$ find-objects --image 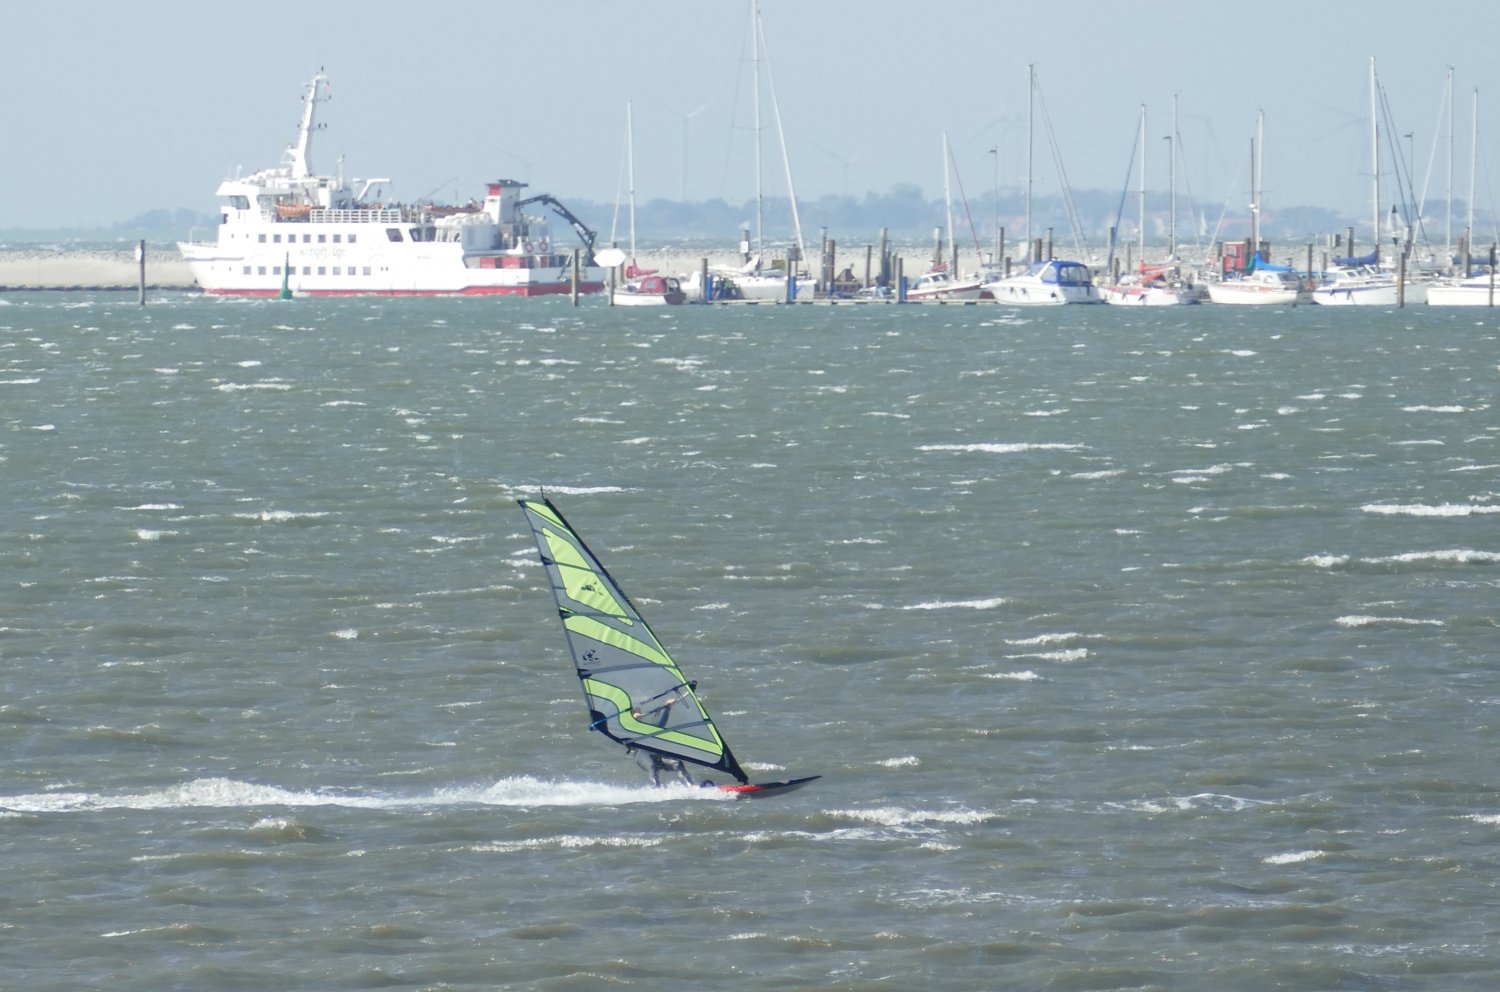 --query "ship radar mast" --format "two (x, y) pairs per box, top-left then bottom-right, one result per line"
(286, 70), (330, 180)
